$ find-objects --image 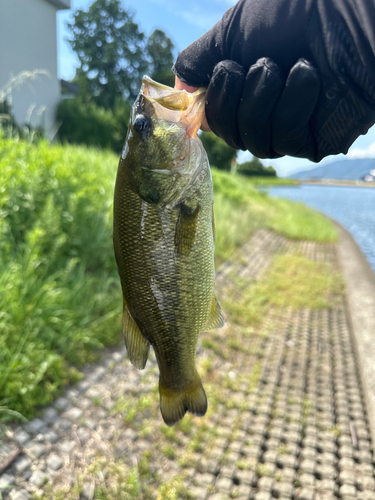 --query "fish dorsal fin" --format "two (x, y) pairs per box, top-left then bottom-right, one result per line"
(122, 299), (150, 370)
(205, 297), (225, 330)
